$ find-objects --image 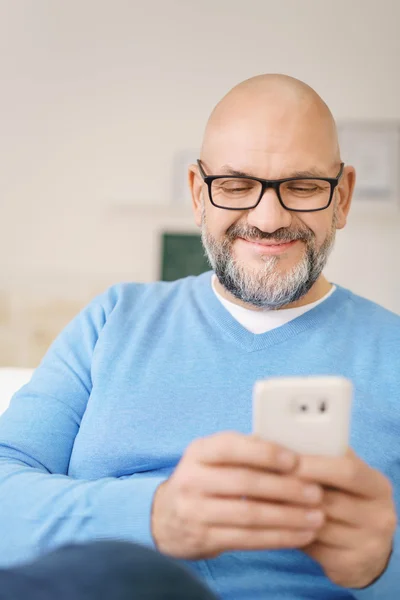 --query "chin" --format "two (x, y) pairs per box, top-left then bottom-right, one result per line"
(254, 255), (297, 270)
